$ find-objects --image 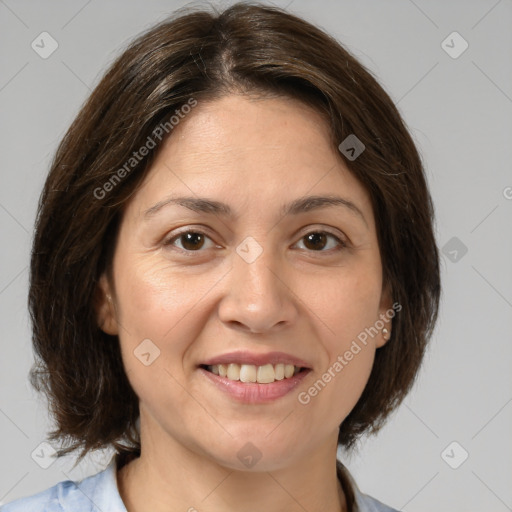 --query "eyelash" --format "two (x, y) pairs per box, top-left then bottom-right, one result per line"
(163, 227), (348, 256)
